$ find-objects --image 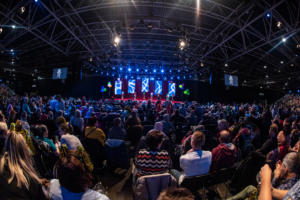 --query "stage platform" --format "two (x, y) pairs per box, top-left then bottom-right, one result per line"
(104, 98), (184, 104)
